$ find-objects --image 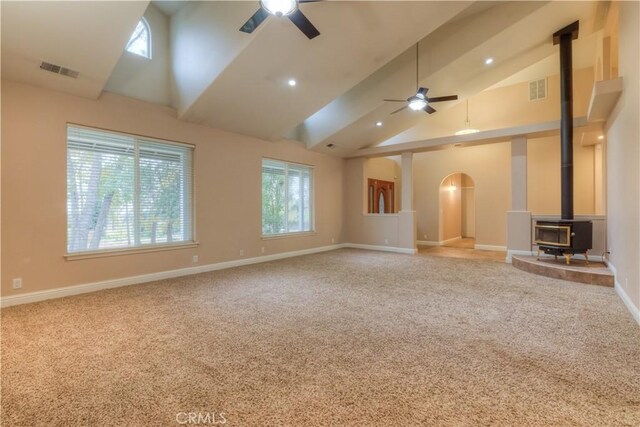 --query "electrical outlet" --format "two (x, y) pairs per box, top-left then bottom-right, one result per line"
(192, 255), (198, 263)
(261, 247), (266, 254)
(384, 239), (389, 245)
(423, 234), (427, 239)
(625, 277), (629, 289)
(331, 237), (335, 244)
(12, 278), (22, 289)
(239, 249), (244, 256)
